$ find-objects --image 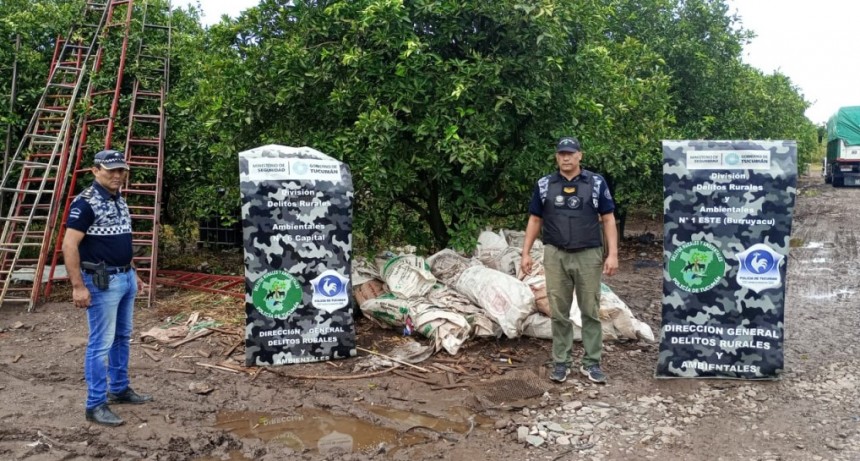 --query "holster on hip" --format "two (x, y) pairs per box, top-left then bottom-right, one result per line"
(81, 261), (110, 290)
